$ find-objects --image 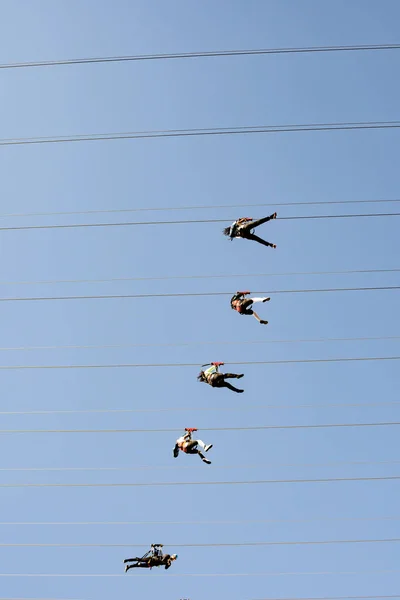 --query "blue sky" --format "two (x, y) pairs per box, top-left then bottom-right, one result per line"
(0, 1), (399, 599)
